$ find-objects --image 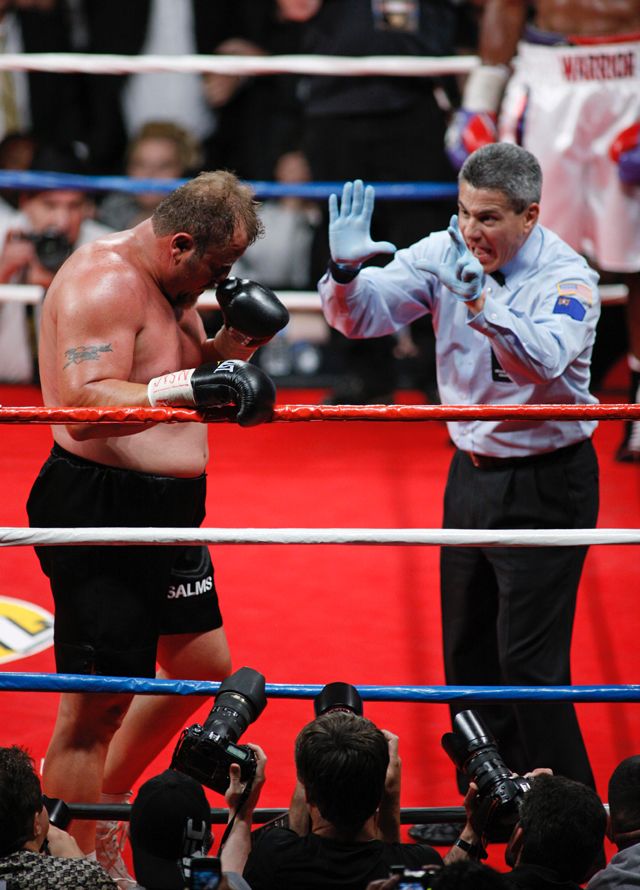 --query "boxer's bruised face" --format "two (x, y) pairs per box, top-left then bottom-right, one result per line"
(457, 182), (539, 274)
